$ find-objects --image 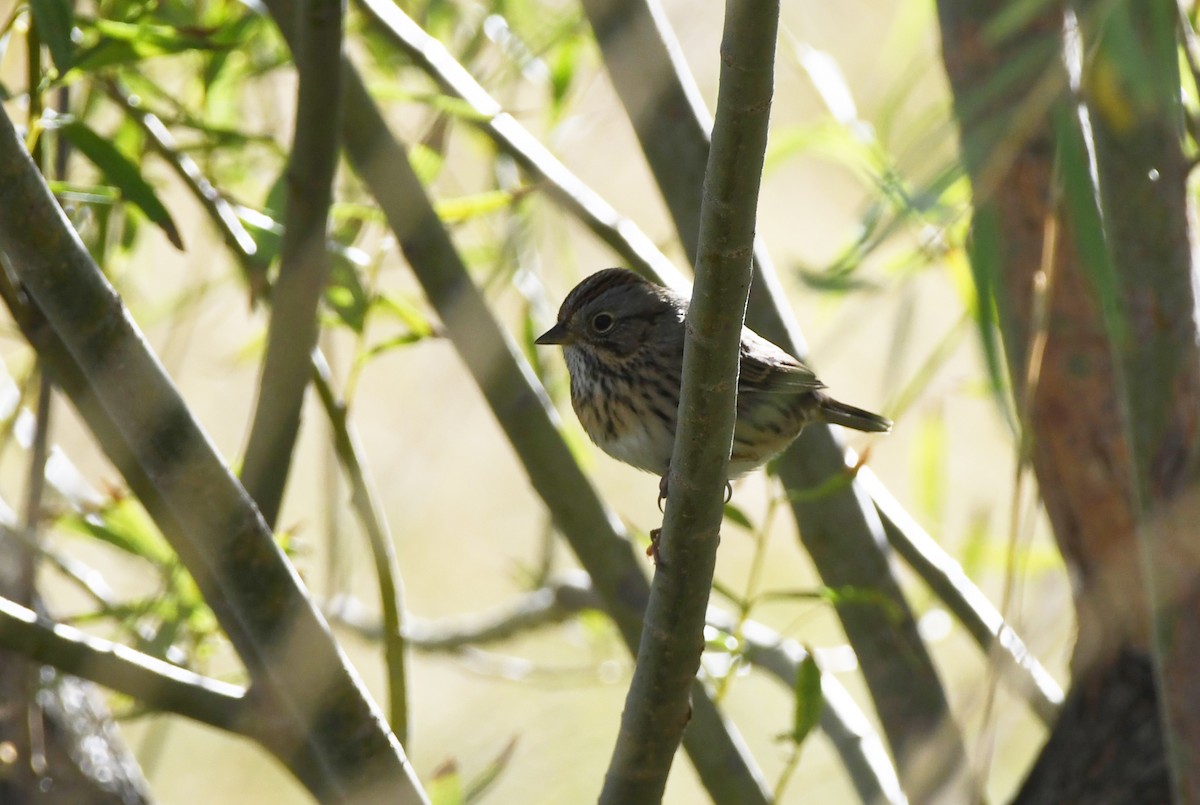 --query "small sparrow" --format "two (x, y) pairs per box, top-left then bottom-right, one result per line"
(536, 268), (891, 493)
